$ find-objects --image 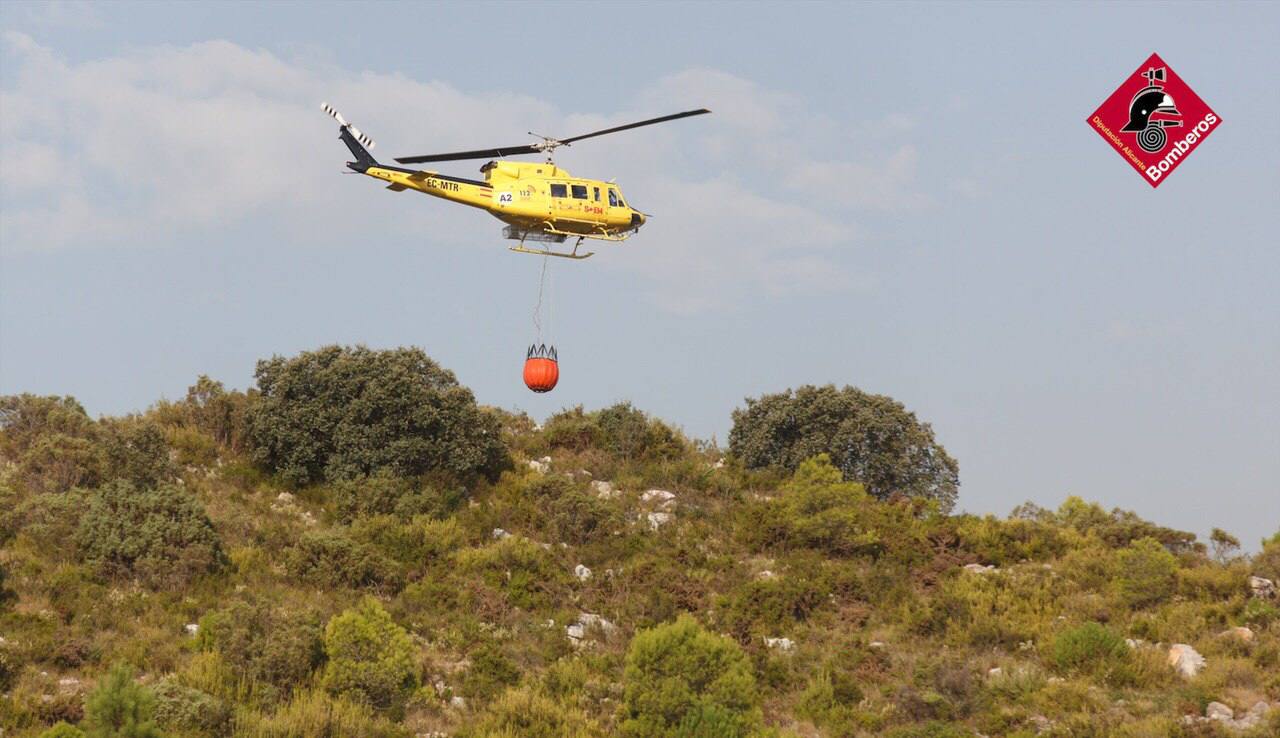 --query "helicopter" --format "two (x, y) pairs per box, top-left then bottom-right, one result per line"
(322, 103), (710, 259)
